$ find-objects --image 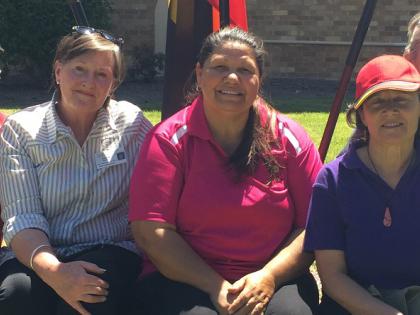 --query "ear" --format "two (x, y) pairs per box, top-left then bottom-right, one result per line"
(54, 60), (63, 83)
(195, 62), (203, 89)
